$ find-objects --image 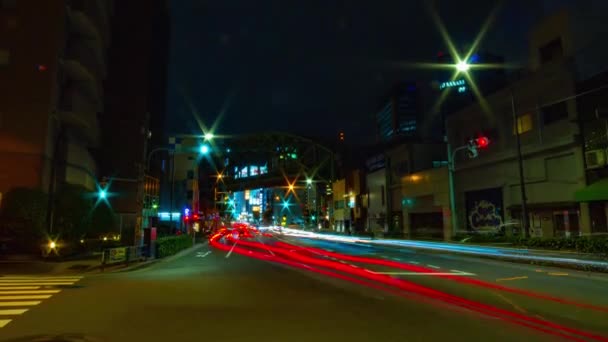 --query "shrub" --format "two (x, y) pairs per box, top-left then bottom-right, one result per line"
(453, 233), (608, 256)
(156, 235), (193, 258)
